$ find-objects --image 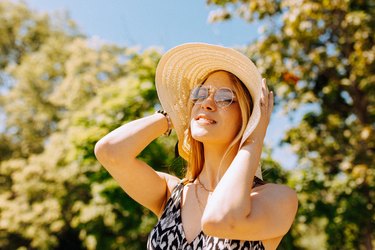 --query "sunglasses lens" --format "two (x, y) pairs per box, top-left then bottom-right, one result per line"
(215, 88), (234, 107)
(190, 86), (235, 107)
(190, 86), (208, 104)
